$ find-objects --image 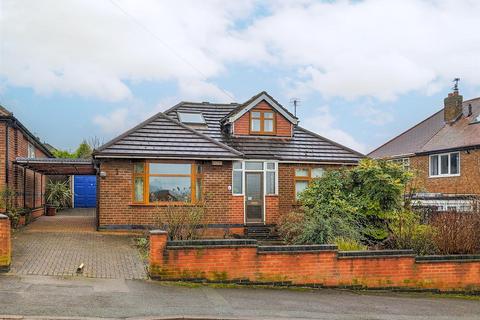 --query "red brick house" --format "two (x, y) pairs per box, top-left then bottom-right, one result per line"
(369, 88), (480, 212)
(93, 92), (363, 236)
(0, 106), (53, 222)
